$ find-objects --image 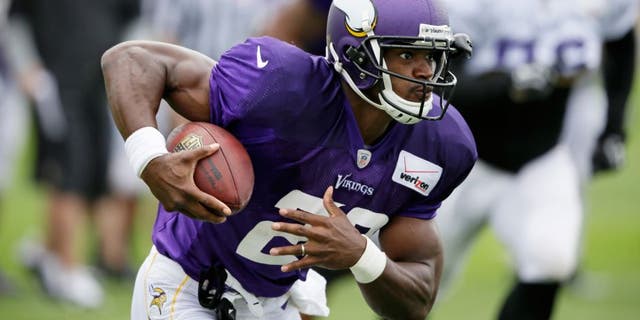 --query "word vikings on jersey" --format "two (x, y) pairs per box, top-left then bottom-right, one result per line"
(335, 173), (375, 196)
